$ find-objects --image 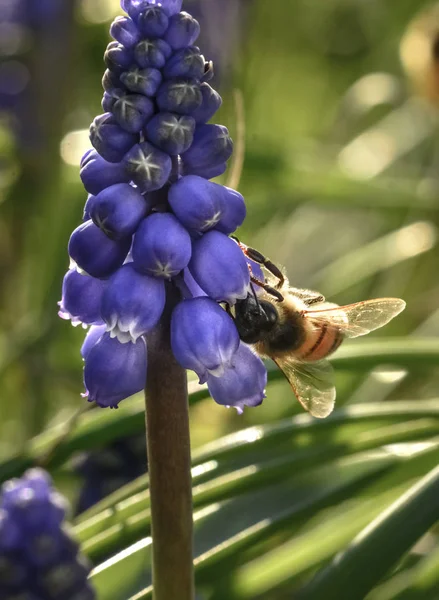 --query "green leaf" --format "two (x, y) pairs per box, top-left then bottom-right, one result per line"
(90, 452), (393, 600)
(75, 400), (439, 524)
(299, 464), (439, 600)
